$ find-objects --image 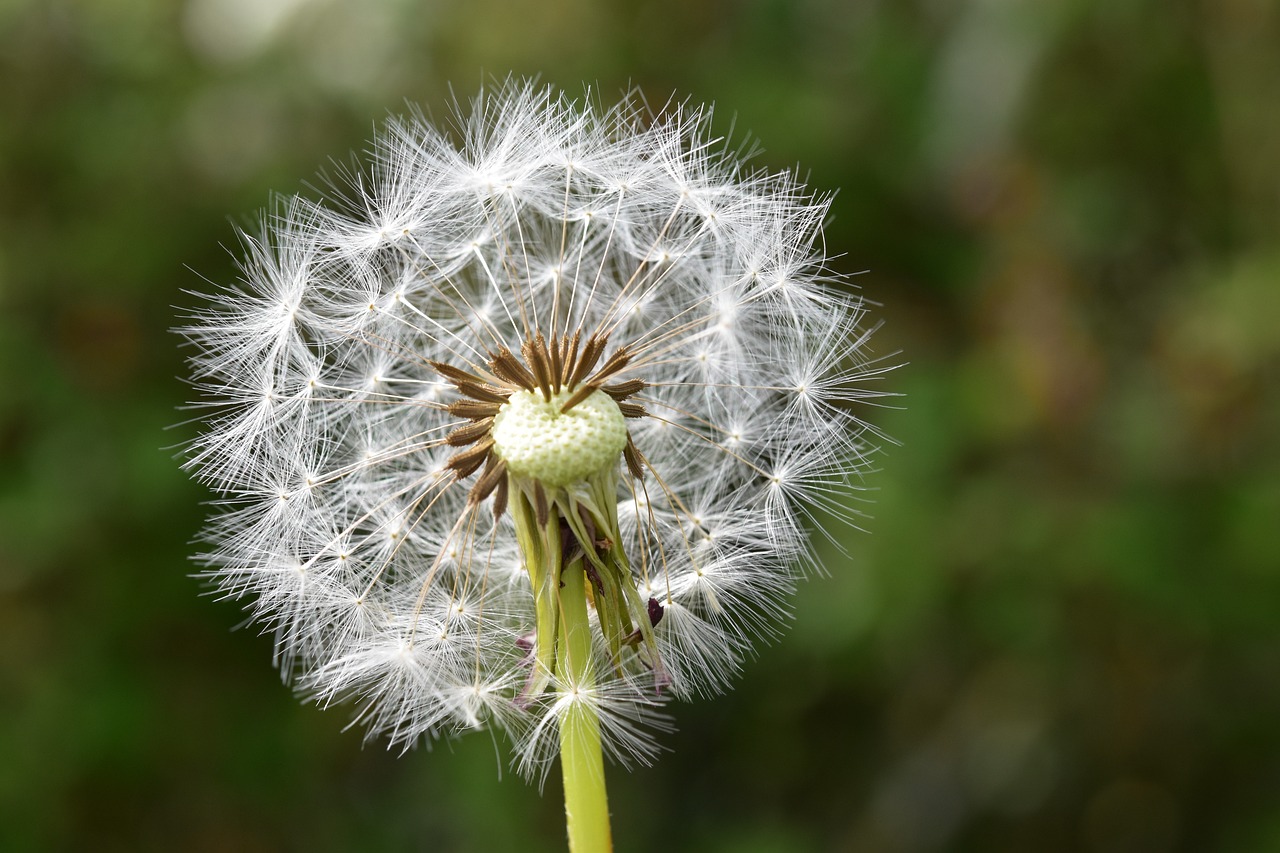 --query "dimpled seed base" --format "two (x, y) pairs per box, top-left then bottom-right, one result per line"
(491, 389), (628, 489)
